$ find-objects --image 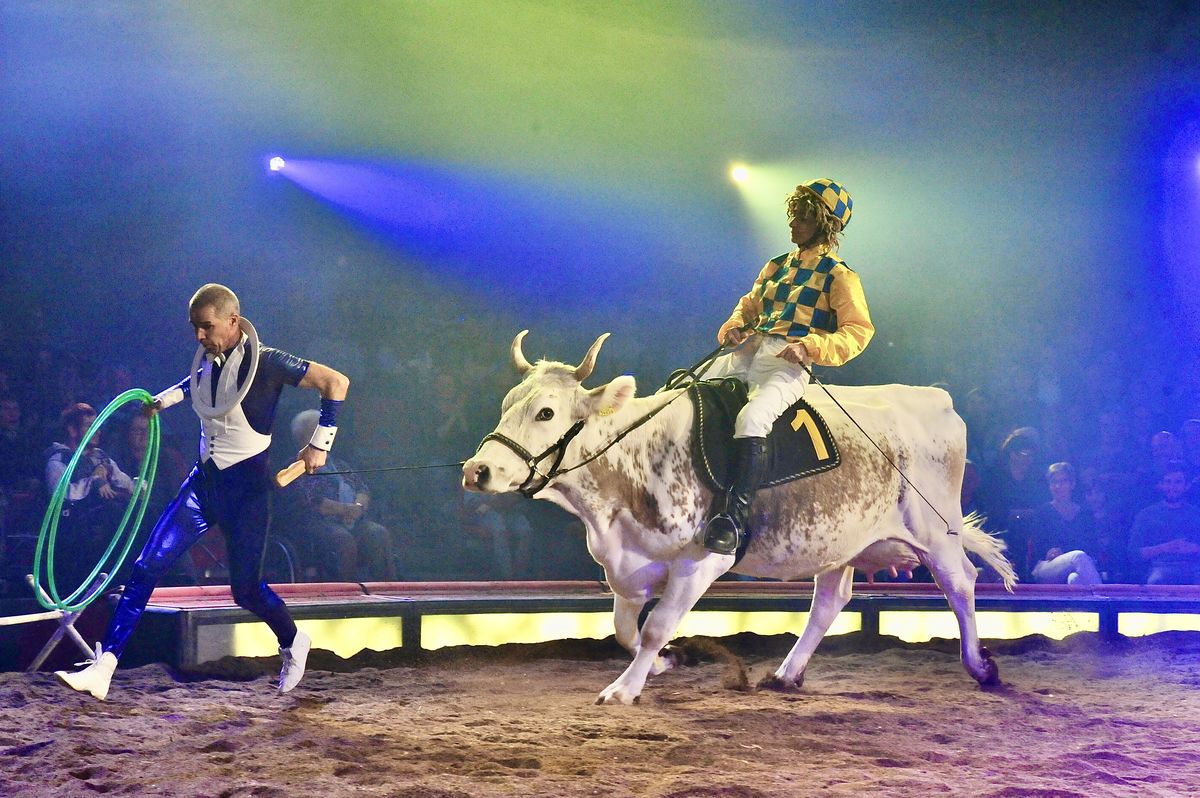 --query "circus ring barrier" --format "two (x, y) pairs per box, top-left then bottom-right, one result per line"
(128, 580), (1200, 668)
